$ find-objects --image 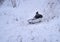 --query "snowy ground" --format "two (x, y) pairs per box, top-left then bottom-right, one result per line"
(0, 0), (60, 42)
